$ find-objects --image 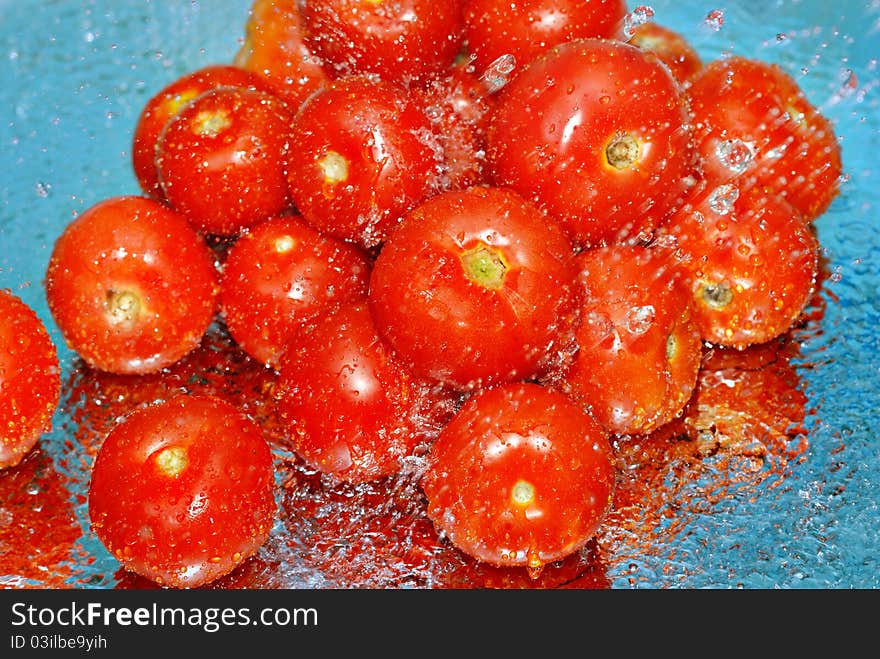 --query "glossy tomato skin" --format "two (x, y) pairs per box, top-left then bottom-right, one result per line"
(550, 244), (702, 436)
(487, 37), (696, 249)
(275, 301), (456, 484)
(286, 75), (440, 249)
(132, 64), (273, 202)
(219, 214), (372, 369)
(660, 181), (819, 349)
(463, 0), (627, 74)
(44, 195), (219, 375)
(300, 0), (465, 86)
(421, 382), (615, 569)
(628, 21), (703, 87)
(157, 86), (294, 237)
(233, 0), (330, 112)
(0, 290), (61, 469)
(87, 394), (276, 588)
(686, 56), (842, 222)
(368, 186), (581, 391)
